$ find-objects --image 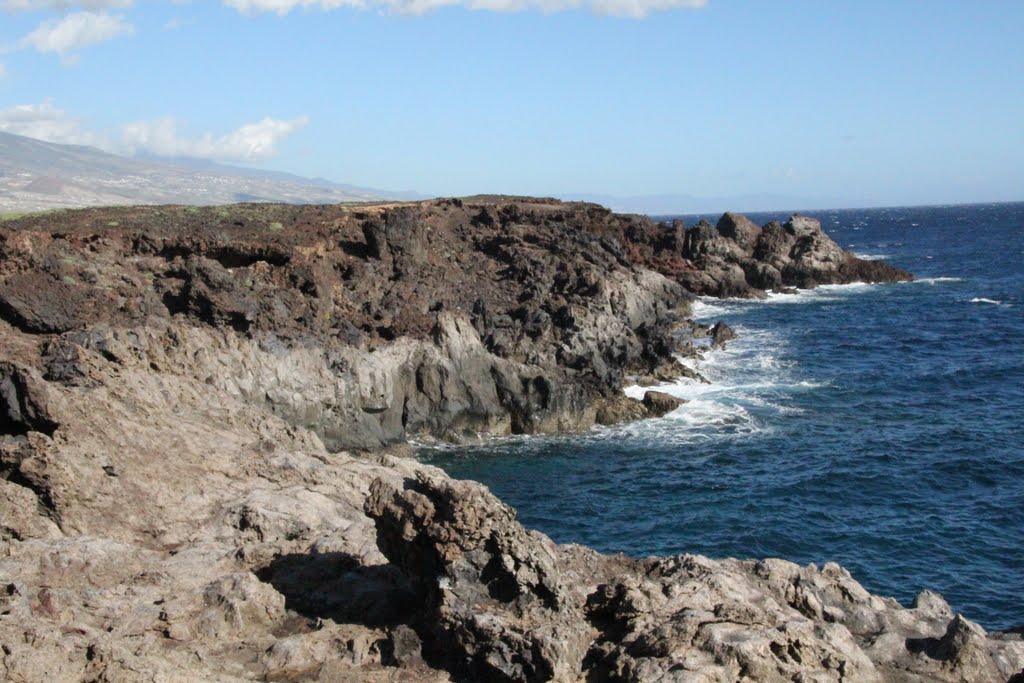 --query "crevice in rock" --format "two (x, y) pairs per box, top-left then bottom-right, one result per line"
(205, 245), (290, 269)
(338, 240), (369, 259)
(158, 242), (290, 269)
(255, 551), (421, 628)
(160, 290), (251, 334)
